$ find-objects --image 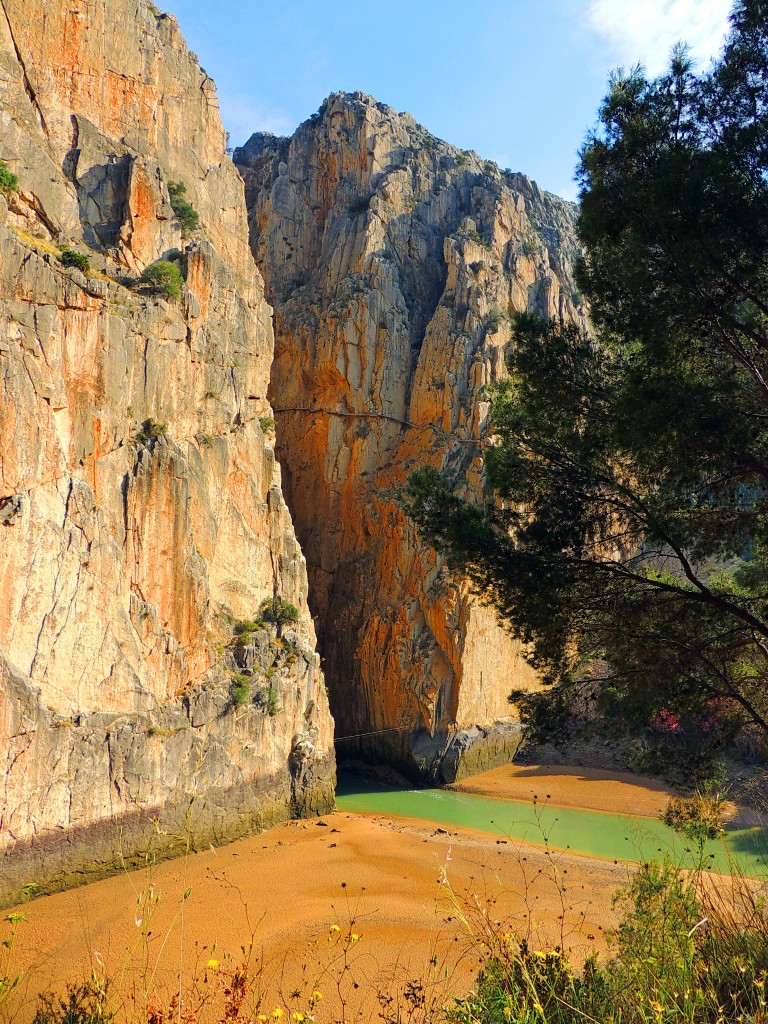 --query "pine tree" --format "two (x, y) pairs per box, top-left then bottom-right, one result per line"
(406, 0), (768, 739)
